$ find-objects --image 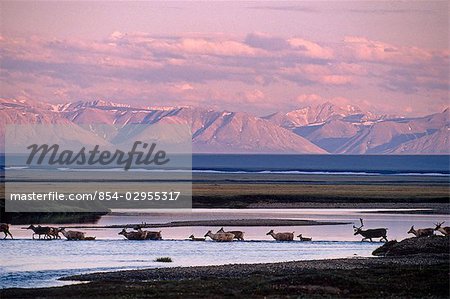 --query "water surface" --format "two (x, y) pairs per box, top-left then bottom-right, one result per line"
(2, 208), (448, 289)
